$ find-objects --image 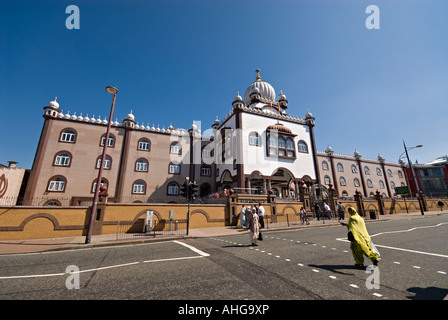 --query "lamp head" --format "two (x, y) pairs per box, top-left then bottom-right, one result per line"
(105, 86), (118, 94)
